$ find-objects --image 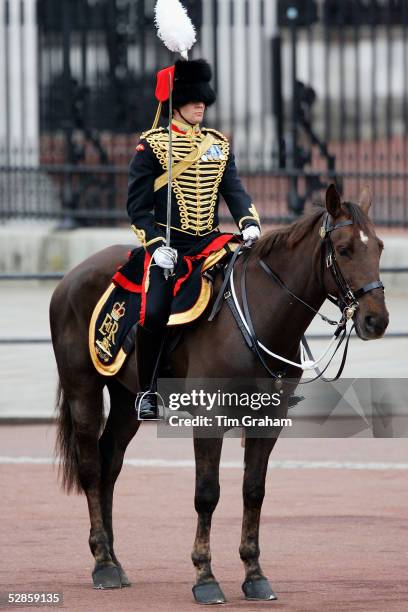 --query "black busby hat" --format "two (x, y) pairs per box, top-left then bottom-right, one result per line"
(161, 59), (216, 118)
